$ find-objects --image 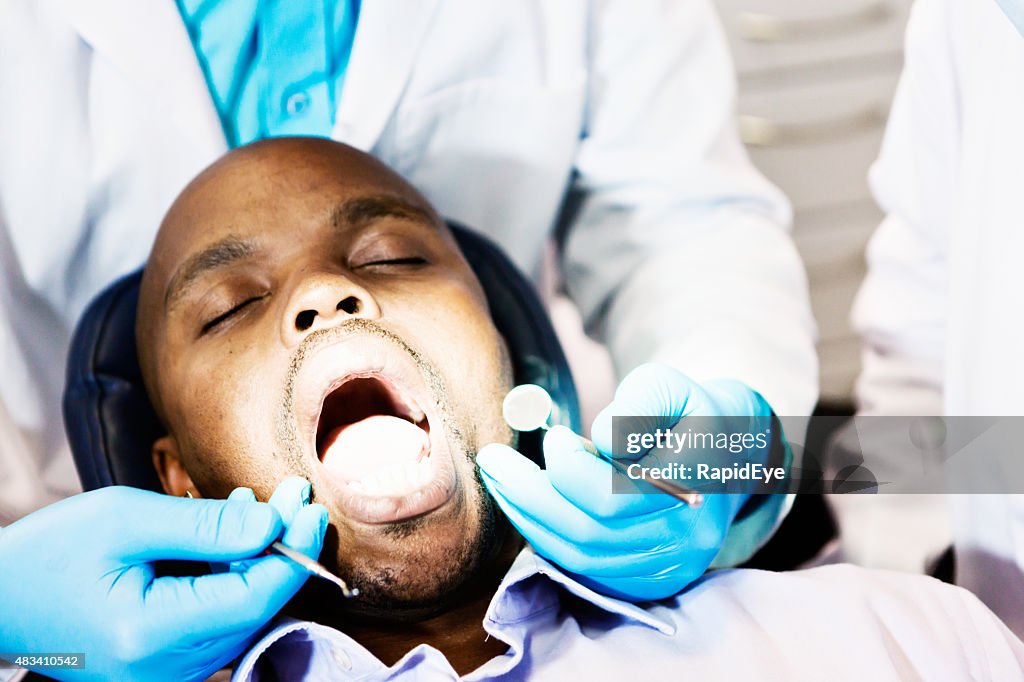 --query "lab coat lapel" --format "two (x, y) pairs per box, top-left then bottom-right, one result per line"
(55, 0), (227, 155)
(334, 0), (440, 150)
